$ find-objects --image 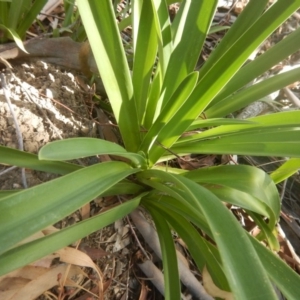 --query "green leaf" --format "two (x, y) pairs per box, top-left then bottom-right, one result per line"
(138, 169), (278, 299)
(184, 0), (300, 118)
(0, 161), (138, 255)
(188, 118), (256, 130)
(16, 0), (48, 39)
(212, 25), (300, 106)
(0, 2), (8, 42)
(198, 0), (268, 82)
(77, 0), (141, 152)
(143, 0), (172, 127)
(101, 181), (145, 197)
(39, 138), (147, 168)
(138, 177), (212, 235)
(0, 197), (140, 276)
(0, 145), (81, 175)
(177, 111), (300, 143)
(247, 211), (279, 251)
(172, 111), (300, 158)
(251, 235), (300, 300)
(172, 127), (300, 158)
(0, 190), (18, 199)
(132, 0), (157, 124)
(0, 24), (27, 52)
(182, 165), (280, 227)
(205, 66), (300, 118)
(140, 72), (198, 162)
(7, 0), (26, 30)
(208, 25), (230, 34)
(160, 0), (218, 108)
(152, 0), (173, 76)
(146, 205), (181, 300)
(143, 196), (229, 290)
(271, 158), (300, 184)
